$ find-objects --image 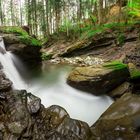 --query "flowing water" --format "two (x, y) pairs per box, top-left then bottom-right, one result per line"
(0, 36), (113, 126)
